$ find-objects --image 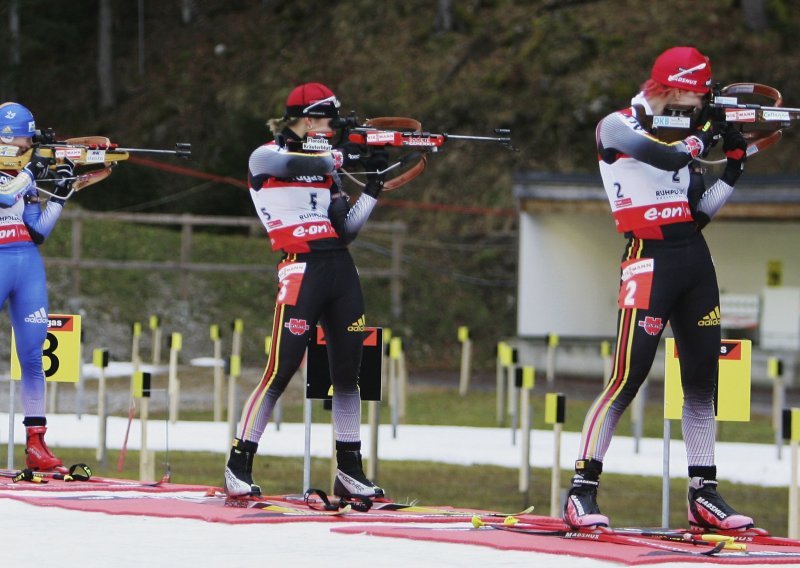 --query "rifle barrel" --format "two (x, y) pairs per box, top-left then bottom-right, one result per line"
(116, 143), (192, 158)
(711, 103), (800, 115)
(444, 134), (511, 142)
